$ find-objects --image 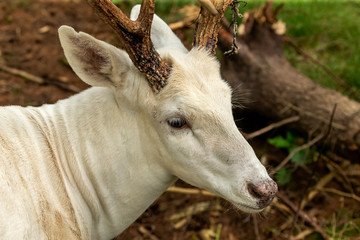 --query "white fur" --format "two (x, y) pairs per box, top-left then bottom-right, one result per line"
(0, 8), (272, 240)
